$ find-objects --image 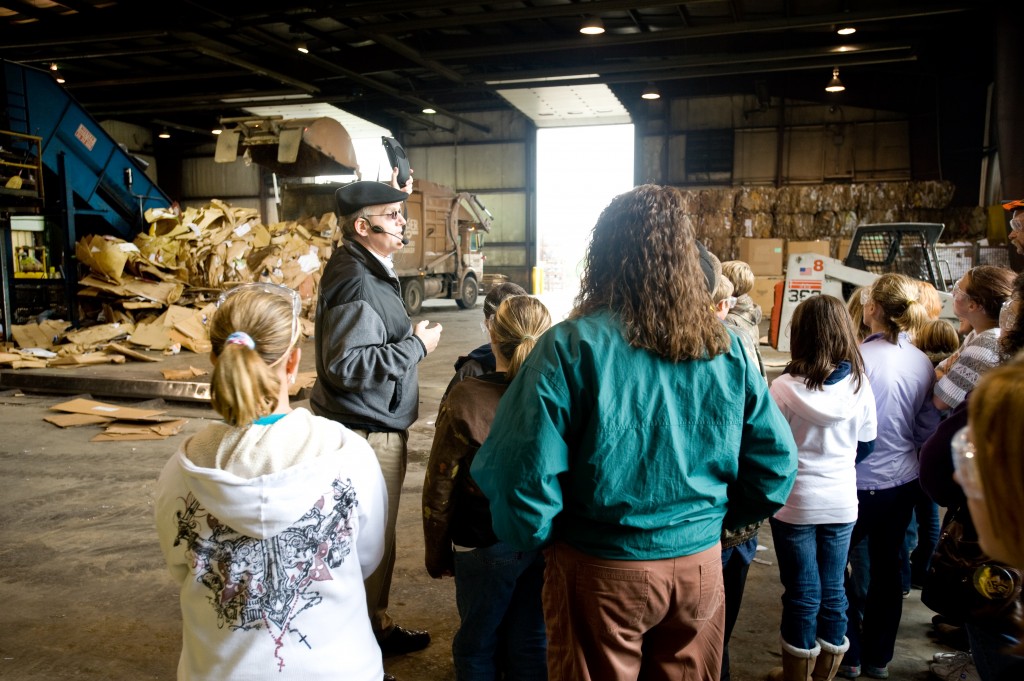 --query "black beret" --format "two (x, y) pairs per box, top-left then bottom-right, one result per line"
(696, 240), (717, 294)
(336, 181), (409, 216)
